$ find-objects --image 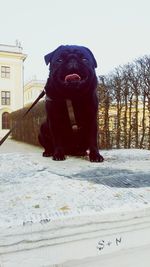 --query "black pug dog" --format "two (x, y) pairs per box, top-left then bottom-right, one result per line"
(38, 45), (104, 162)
